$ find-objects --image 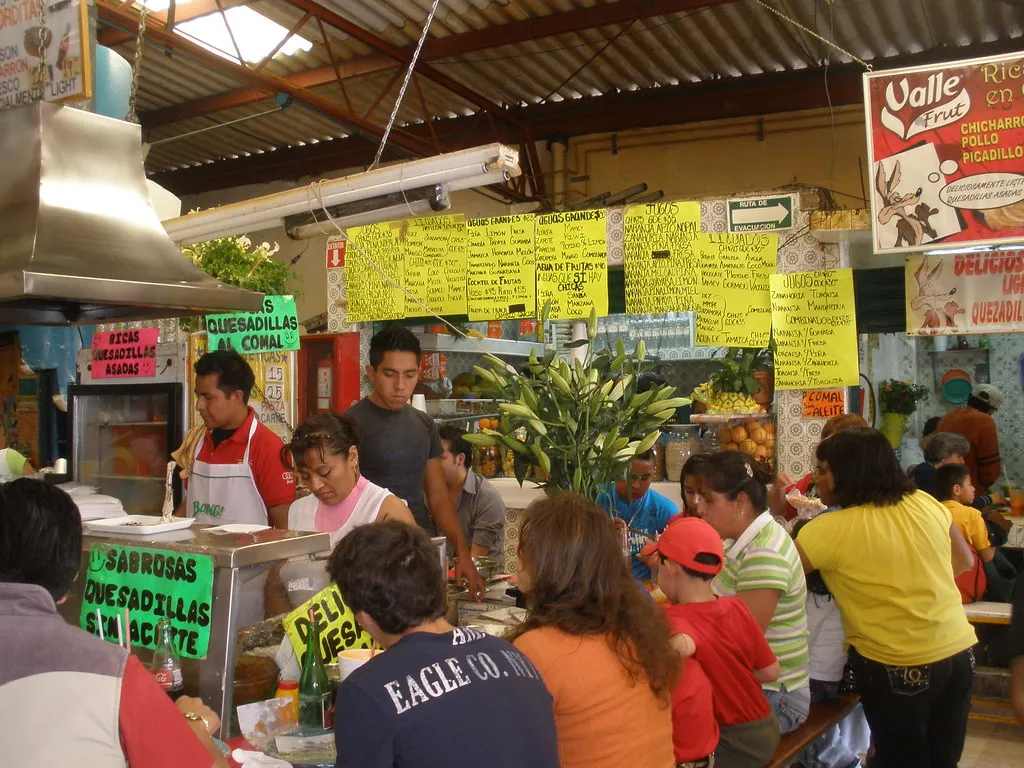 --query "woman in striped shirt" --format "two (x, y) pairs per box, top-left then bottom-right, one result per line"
(695, 451), (811, 734)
